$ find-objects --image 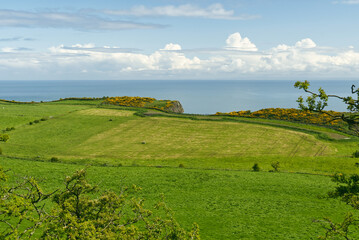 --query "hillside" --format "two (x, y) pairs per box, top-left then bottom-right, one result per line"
(1, 98), (357, 174)
(1, 98), (359, 239)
